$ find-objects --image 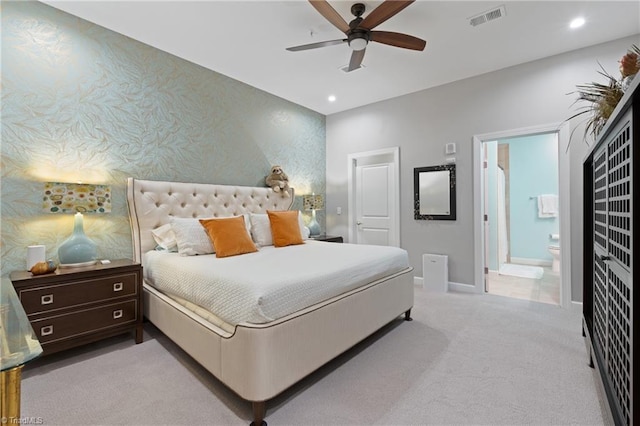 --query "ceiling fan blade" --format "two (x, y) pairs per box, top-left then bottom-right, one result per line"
(286, 39), (347, 52)
(371, 31), (426, 51)
(309, 0), (350, 34)
(359, 0), (414, 30)
(348, 49), (366, 72)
